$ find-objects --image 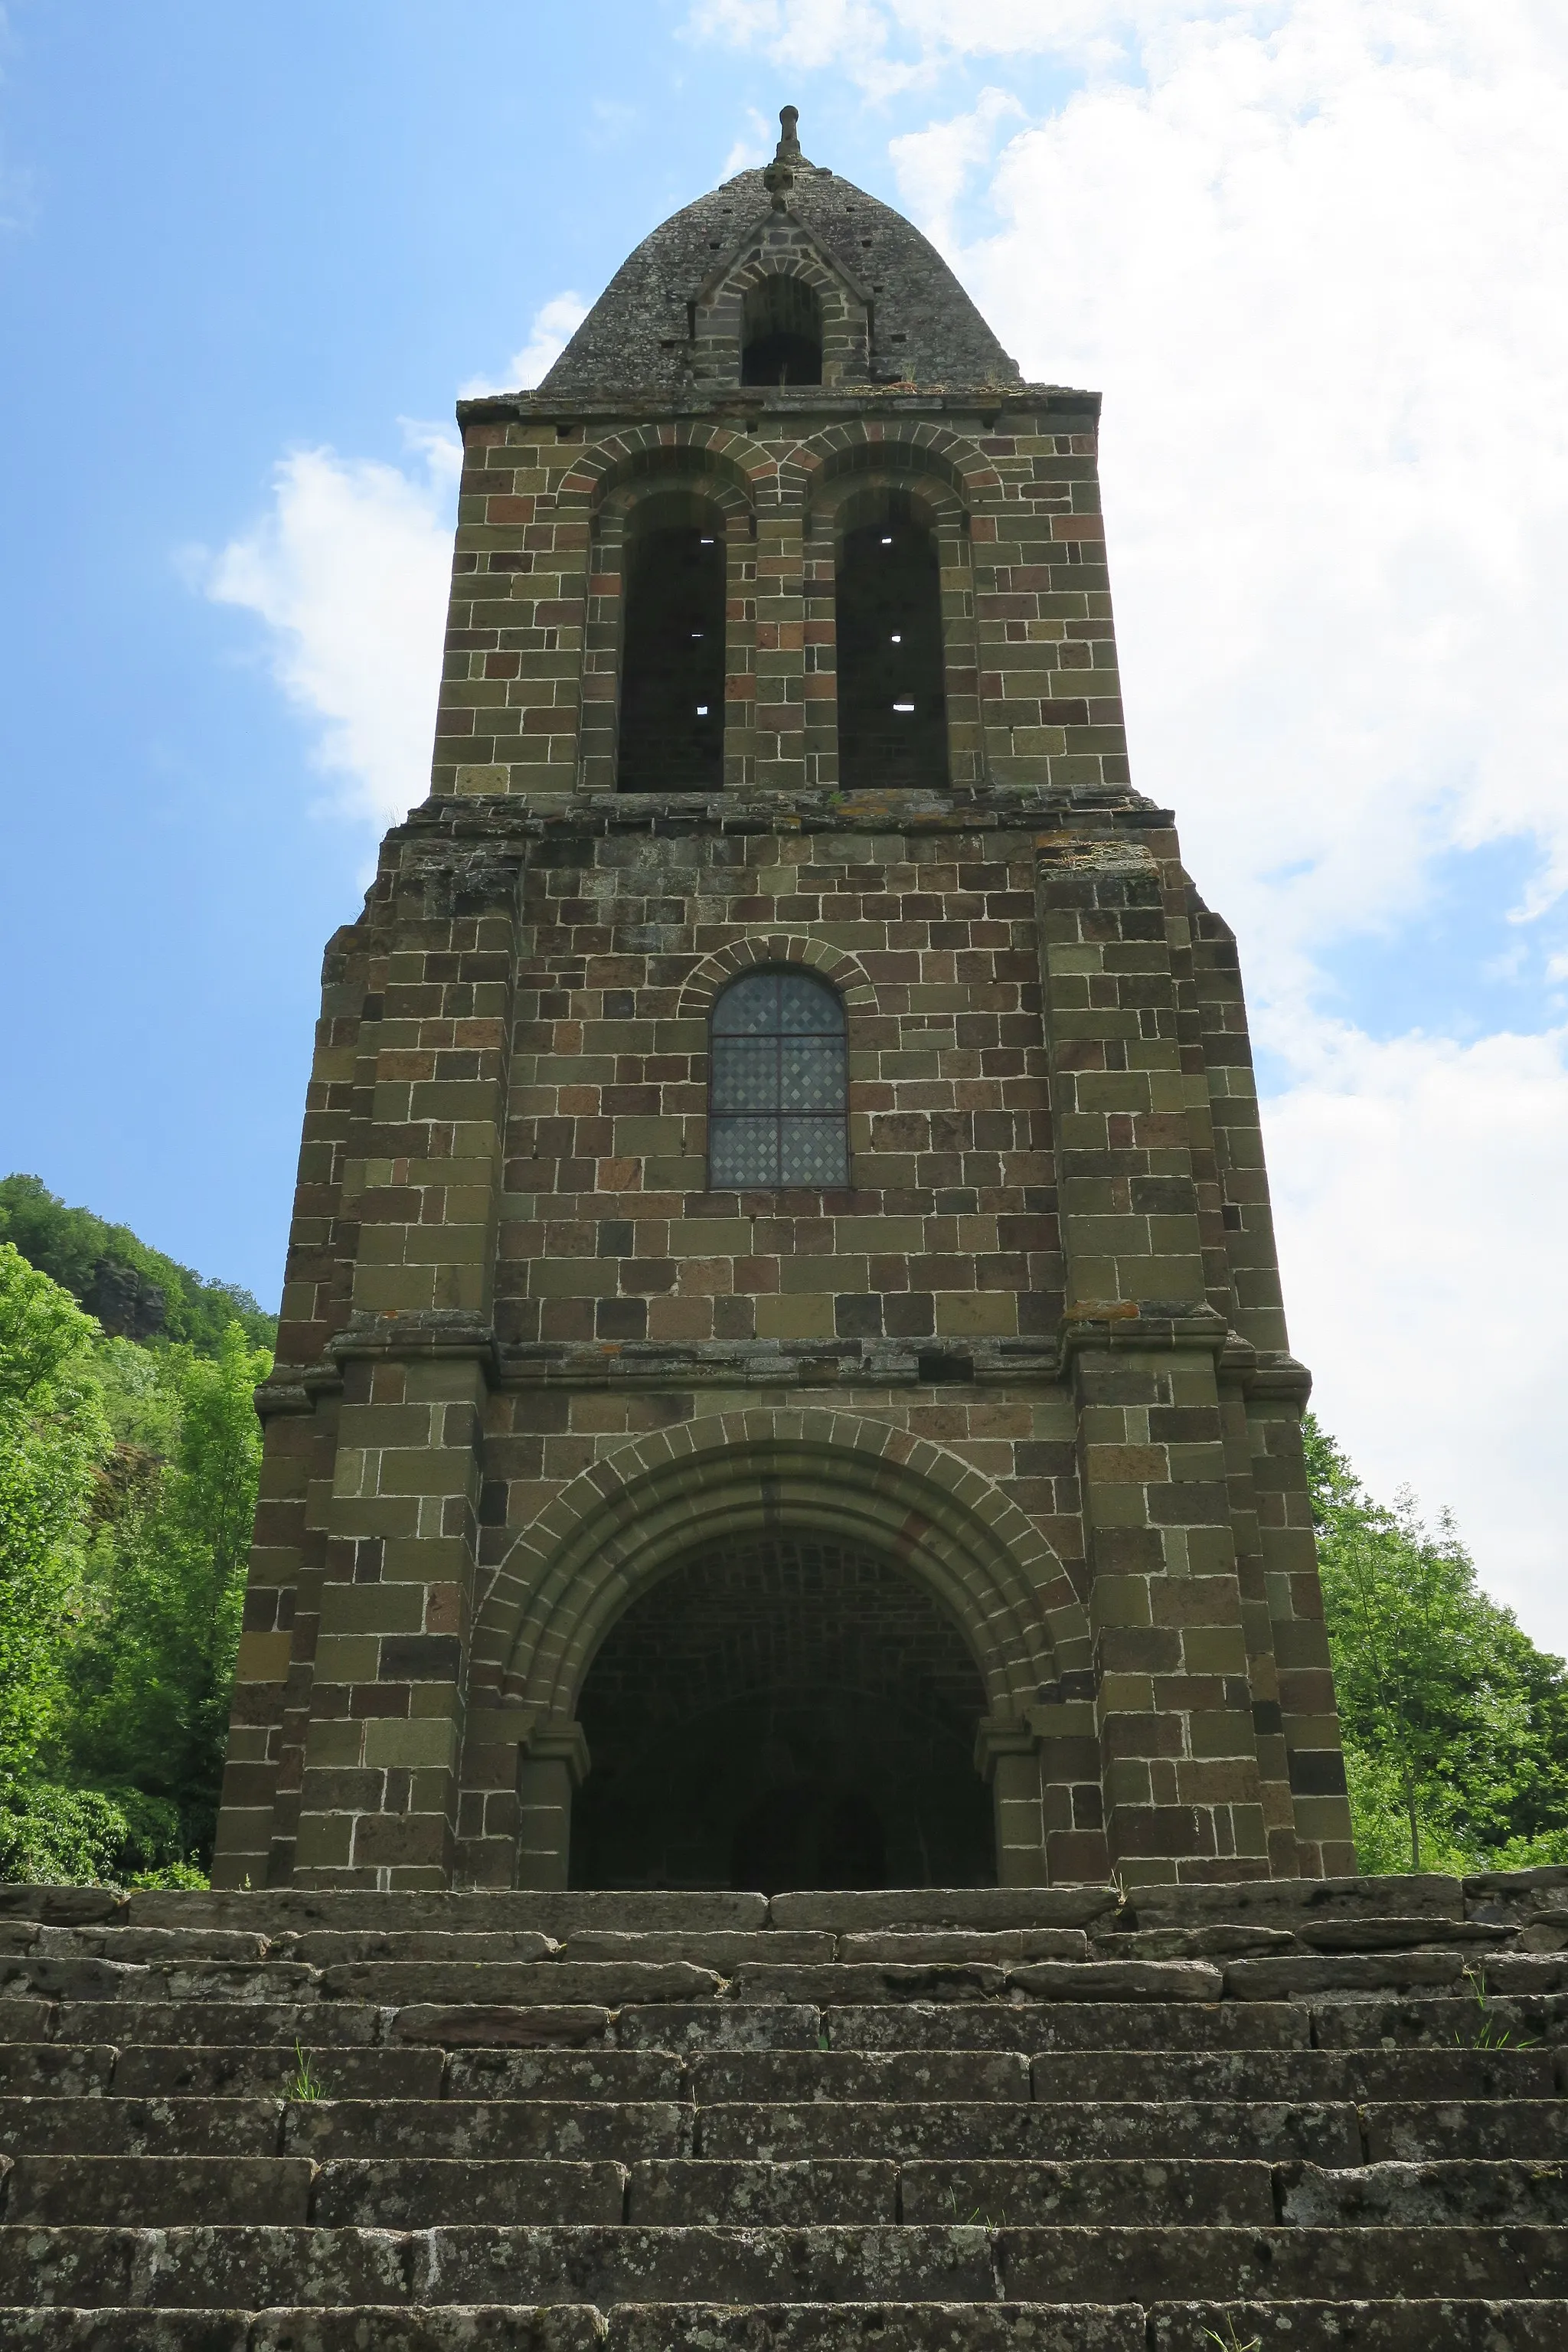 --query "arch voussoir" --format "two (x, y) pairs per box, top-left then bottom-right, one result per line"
(468, 1413), (1087, 1747)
